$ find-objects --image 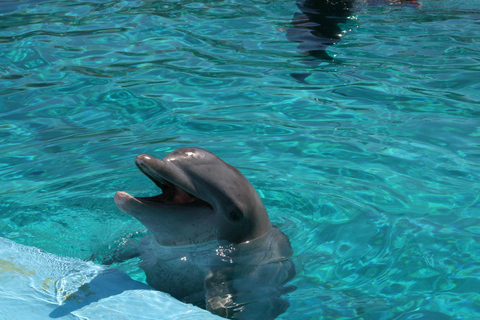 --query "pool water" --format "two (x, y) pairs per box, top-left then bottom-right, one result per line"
(1, 0), (480, 318)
